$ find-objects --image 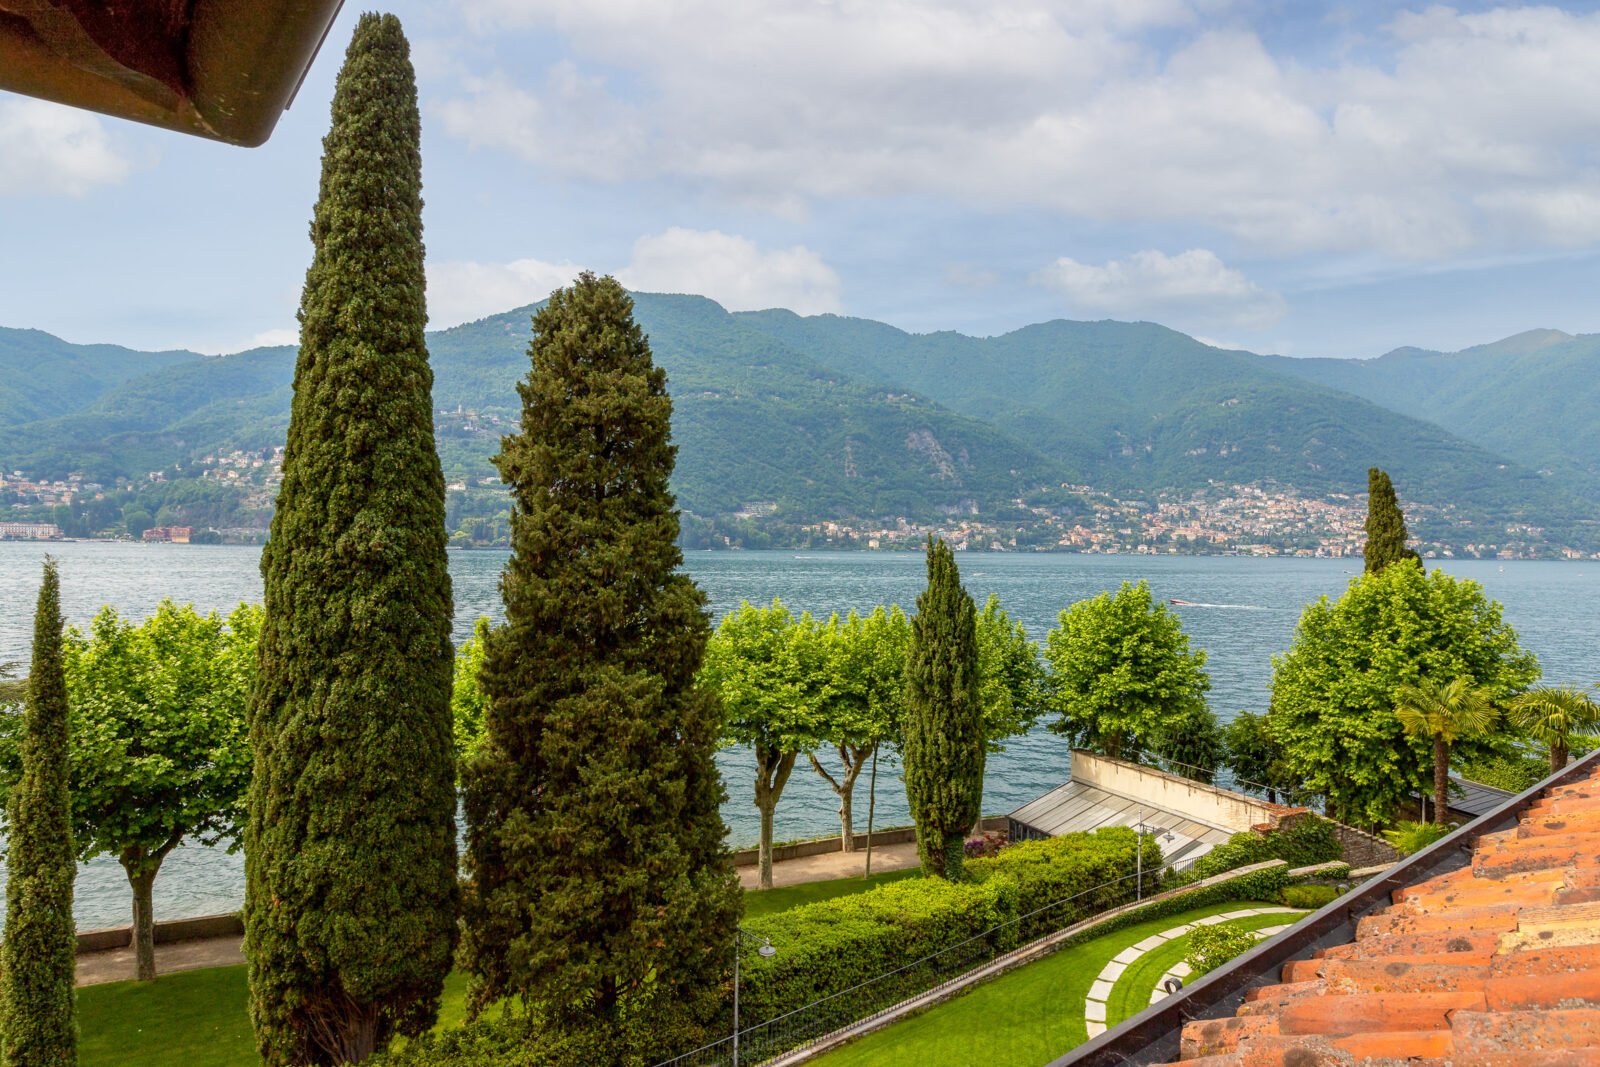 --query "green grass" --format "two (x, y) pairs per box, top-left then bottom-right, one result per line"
(76, 873), (901, 1066)
(743, 867), (922, 918)
(1104, 911), (1301, 1026)
(811, 900), (1289, 1067)
(79, 965), (254, 1067)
